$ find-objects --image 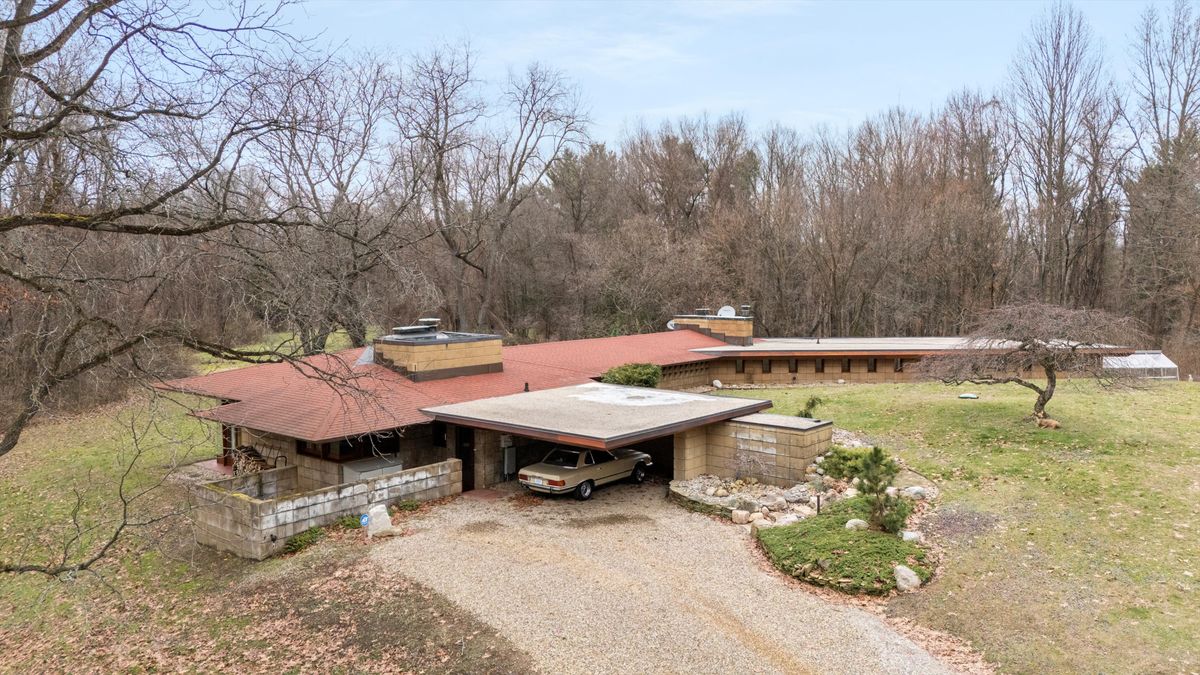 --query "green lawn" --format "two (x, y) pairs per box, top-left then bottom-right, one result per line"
(724, 381), (1200, 673)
